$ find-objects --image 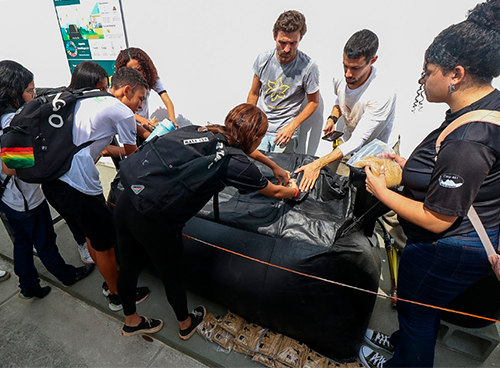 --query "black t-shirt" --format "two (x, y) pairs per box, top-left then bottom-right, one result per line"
(400, 89), (500, 240)
(164, 152), (268, 233)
